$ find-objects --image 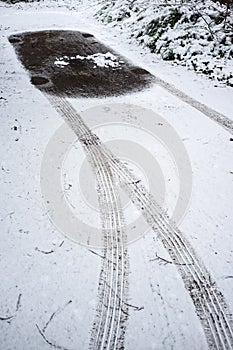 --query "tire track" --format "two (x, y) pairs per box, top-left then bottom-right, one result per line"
(46, 92), (129, 350)
(45, 93), (233, 349)
(152, 76), (233, 135)
(97, 143), (233, 349)
(89, 151), (127, 350)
